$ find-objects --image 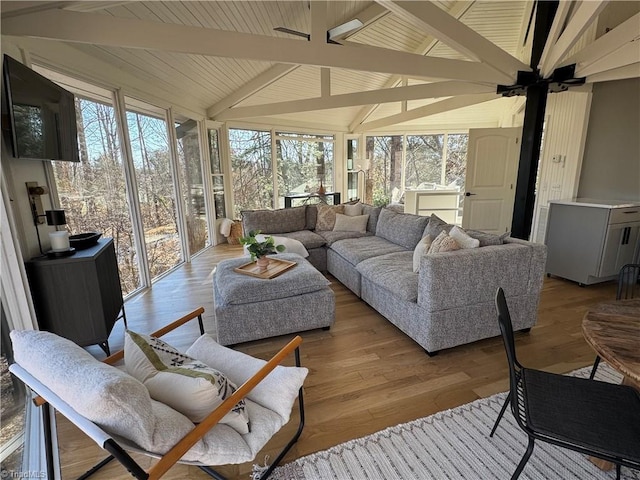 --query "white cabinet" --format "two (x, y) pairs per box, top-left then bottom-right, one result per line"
(545, 199), (640, 285)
